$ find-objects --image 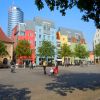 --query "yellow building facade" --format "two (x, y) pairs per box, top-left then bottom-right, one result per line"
(56, 31), (72, 64)
(56, 27), (87, 65)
